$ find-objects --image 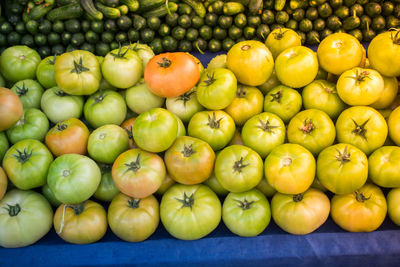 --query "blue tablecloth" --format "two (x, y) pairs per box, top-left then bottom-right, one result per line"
(2, 48), (400, 266)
